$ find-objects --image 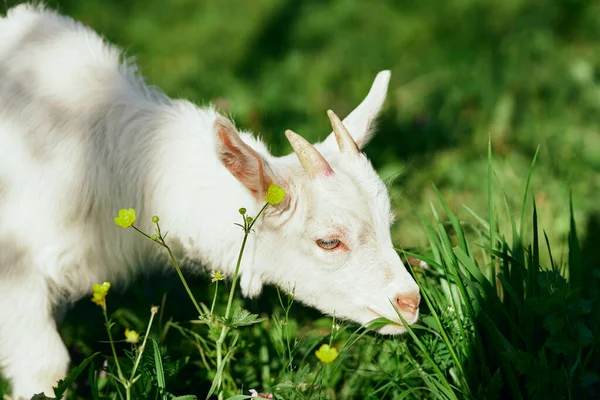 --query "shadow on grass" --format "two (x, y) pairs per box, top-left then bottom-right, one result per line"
(58, 269), (327, 398)
(461, 205), (600, 399)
